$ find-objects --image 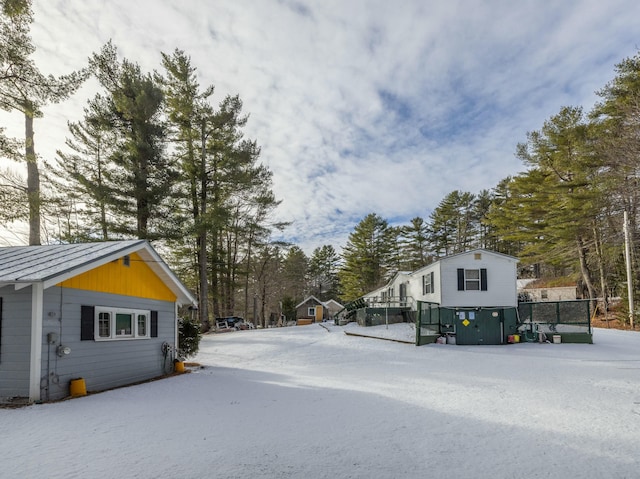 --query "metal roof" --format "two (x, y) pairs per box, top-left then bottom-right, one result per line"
(0, 240), (196, 306)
